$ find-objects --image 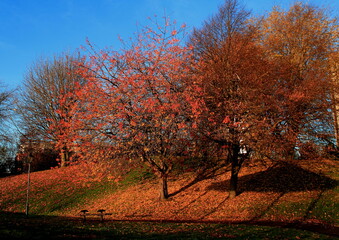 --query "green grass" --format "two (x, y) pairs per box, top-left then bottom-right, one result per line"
(2, 181), (111, 215)
(251, 190), (339, 224)
(0, 212), (336, 240)
(255, 184), (339, 224)
(31, 180), (117, 215)
(308, 189), (339, 223)
(120, 165), (155, 186)
(0, 166), (153, 216)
